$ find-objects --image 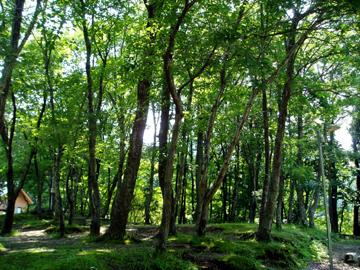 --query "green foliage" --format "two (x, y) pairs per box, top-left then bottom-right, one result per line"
(0, 242), (5, 253)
